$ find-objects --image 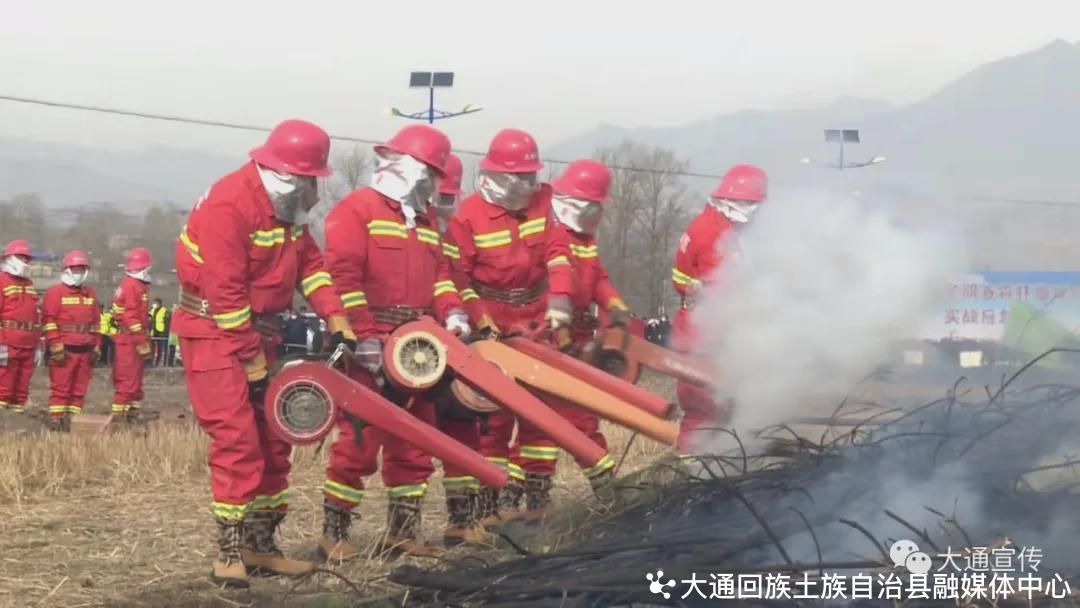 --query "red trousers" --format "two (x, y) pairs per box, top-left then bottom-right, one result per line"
(181, 337), (291, 516)
(0, 345), (34, 411)
(511, 388), (611, 479)
(671, 307), (732, 455)
(324, 368), (438, 510)
(48, 349), (94, 417)
(439, 413), (482, 494)
(112, 339), (145, 410)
